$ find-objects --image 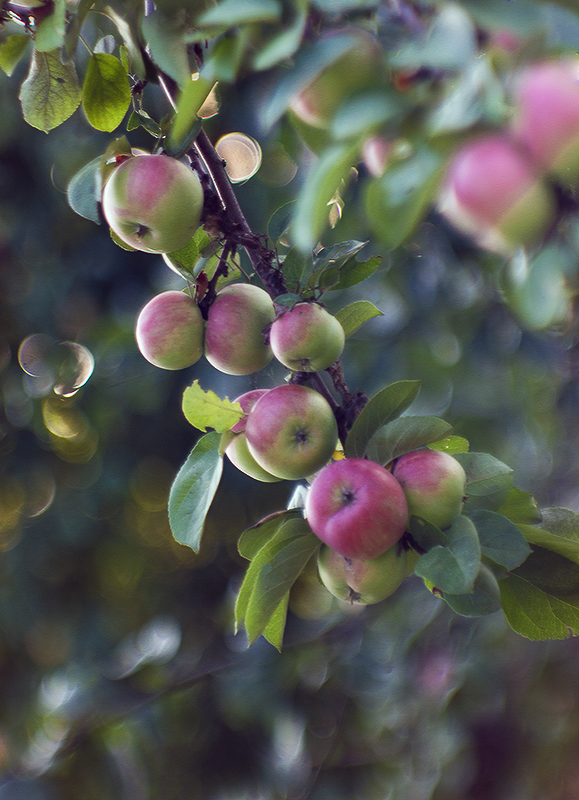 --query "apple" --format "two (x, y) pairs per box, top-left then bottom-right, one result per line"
(101, 154), (204, 254)
(317, 542), (417, 605)
(509, 59), (579, 188)
(392, 449), (467, 530)
(304, 458), (408, 560)
(204, 283), (275, 375)
(269, 303), (345, 372)
(437, 135), (555, 254)
(244, 384), (338, 480)
(225, 390), (281, 483)
(289, 30), (382, 130)
(135, 290), (204, 370)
